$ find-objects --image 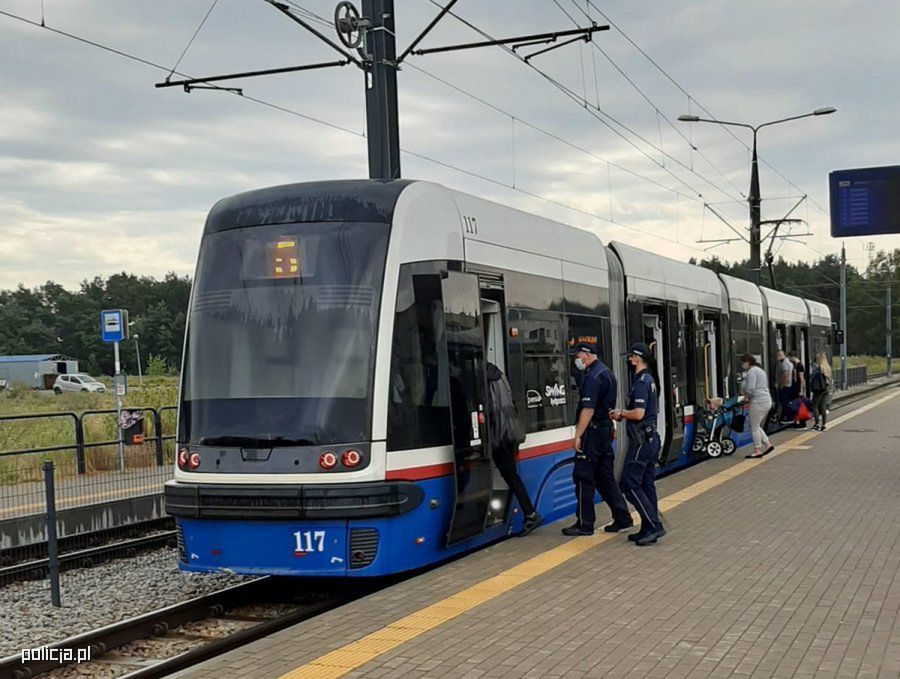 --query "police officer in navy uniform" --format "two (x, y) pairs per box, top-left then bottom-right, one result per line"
(561, 342), (633, 536)
(610, 342), (666, 546)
